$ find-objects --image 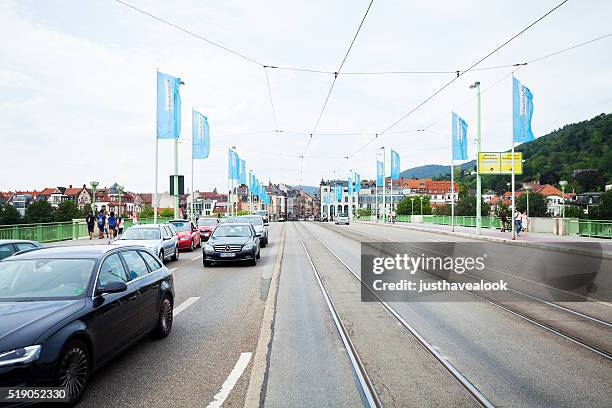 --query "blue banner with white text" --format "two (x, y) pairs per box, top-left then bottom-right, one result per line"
(157, 71), (181, 139)
(390, 149), (400, 180)
(192, 110), (210, 159)
(513, 77), (535, 143)
(452, 112), (468, 161)
(376, 160), (384, 186)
